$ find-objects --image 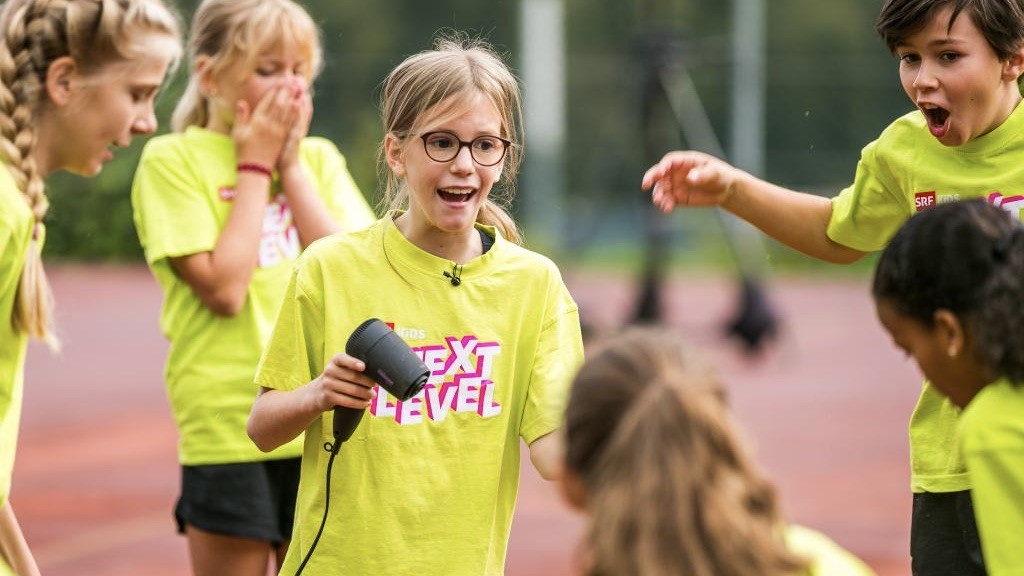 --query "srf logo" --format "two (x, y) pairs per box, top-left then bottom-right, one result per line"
(914, 191), (936, 211)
